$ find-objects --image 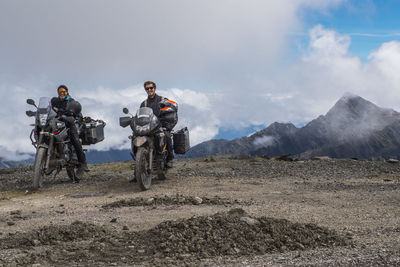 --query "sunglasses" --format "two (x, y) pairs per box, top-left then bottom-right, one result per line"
(145, 86), (155, 91)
